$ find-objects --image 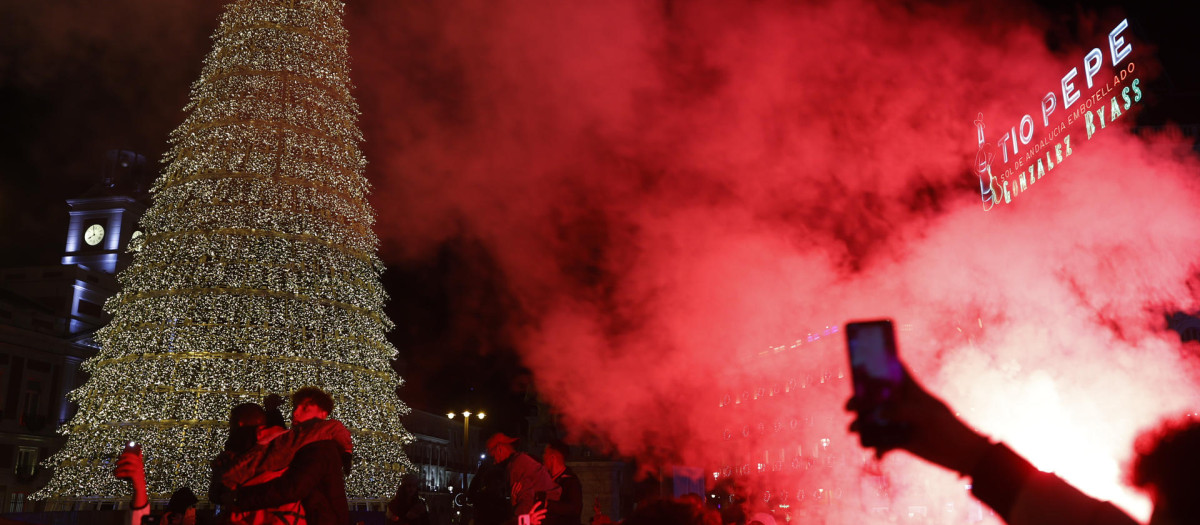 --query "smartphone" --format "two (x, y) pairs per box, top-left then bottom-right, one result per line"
(123, 441), (142, 456)
(845, 320), (908, 444)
